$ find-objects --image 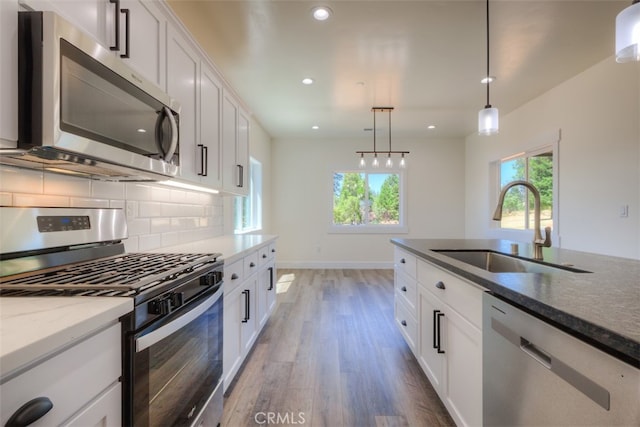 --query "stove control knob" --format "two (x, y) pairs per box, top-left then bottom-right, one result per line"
(171, 292), (184, 309)
(148, 298), (171, 315)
